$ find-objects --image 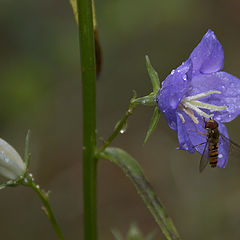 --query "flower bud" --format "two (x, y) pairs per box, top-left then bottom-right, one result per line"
(0, 138), (26, 180)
